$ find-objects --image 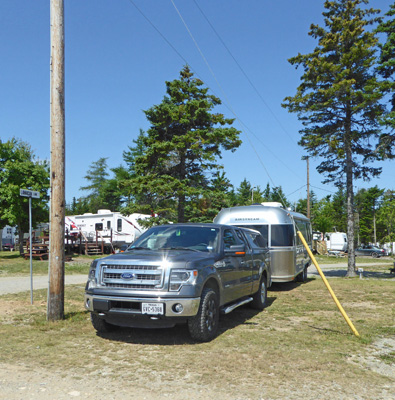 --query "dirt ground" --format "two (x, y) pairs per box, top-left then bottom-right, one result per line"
(0, 338), (394, 400)
(0, 319), (394, 400)
(1, 270), (394, 400)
